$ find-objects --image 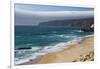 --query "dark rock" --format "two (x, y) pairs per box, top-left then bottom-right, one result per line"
(81, 23), (94, 32)
(15, 47), (32, 50)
